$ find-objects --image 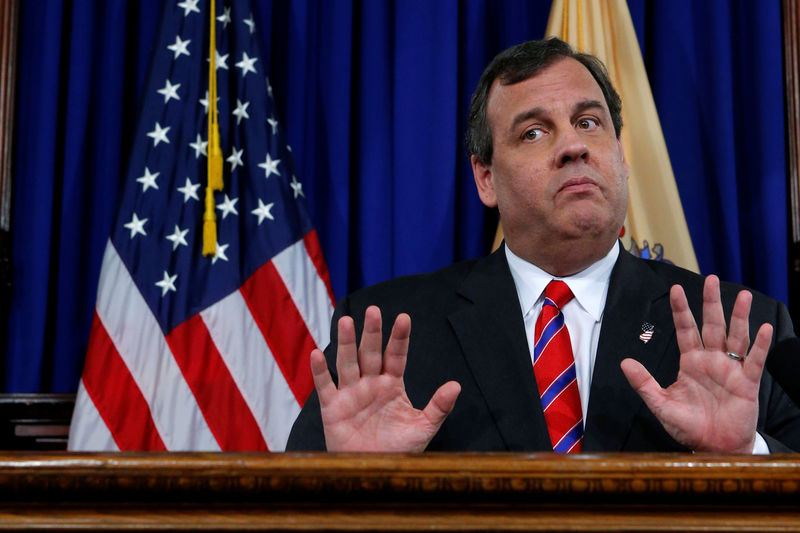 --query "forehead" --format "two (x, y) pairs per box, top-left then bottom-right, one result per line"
(485, 57), (607, 127)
